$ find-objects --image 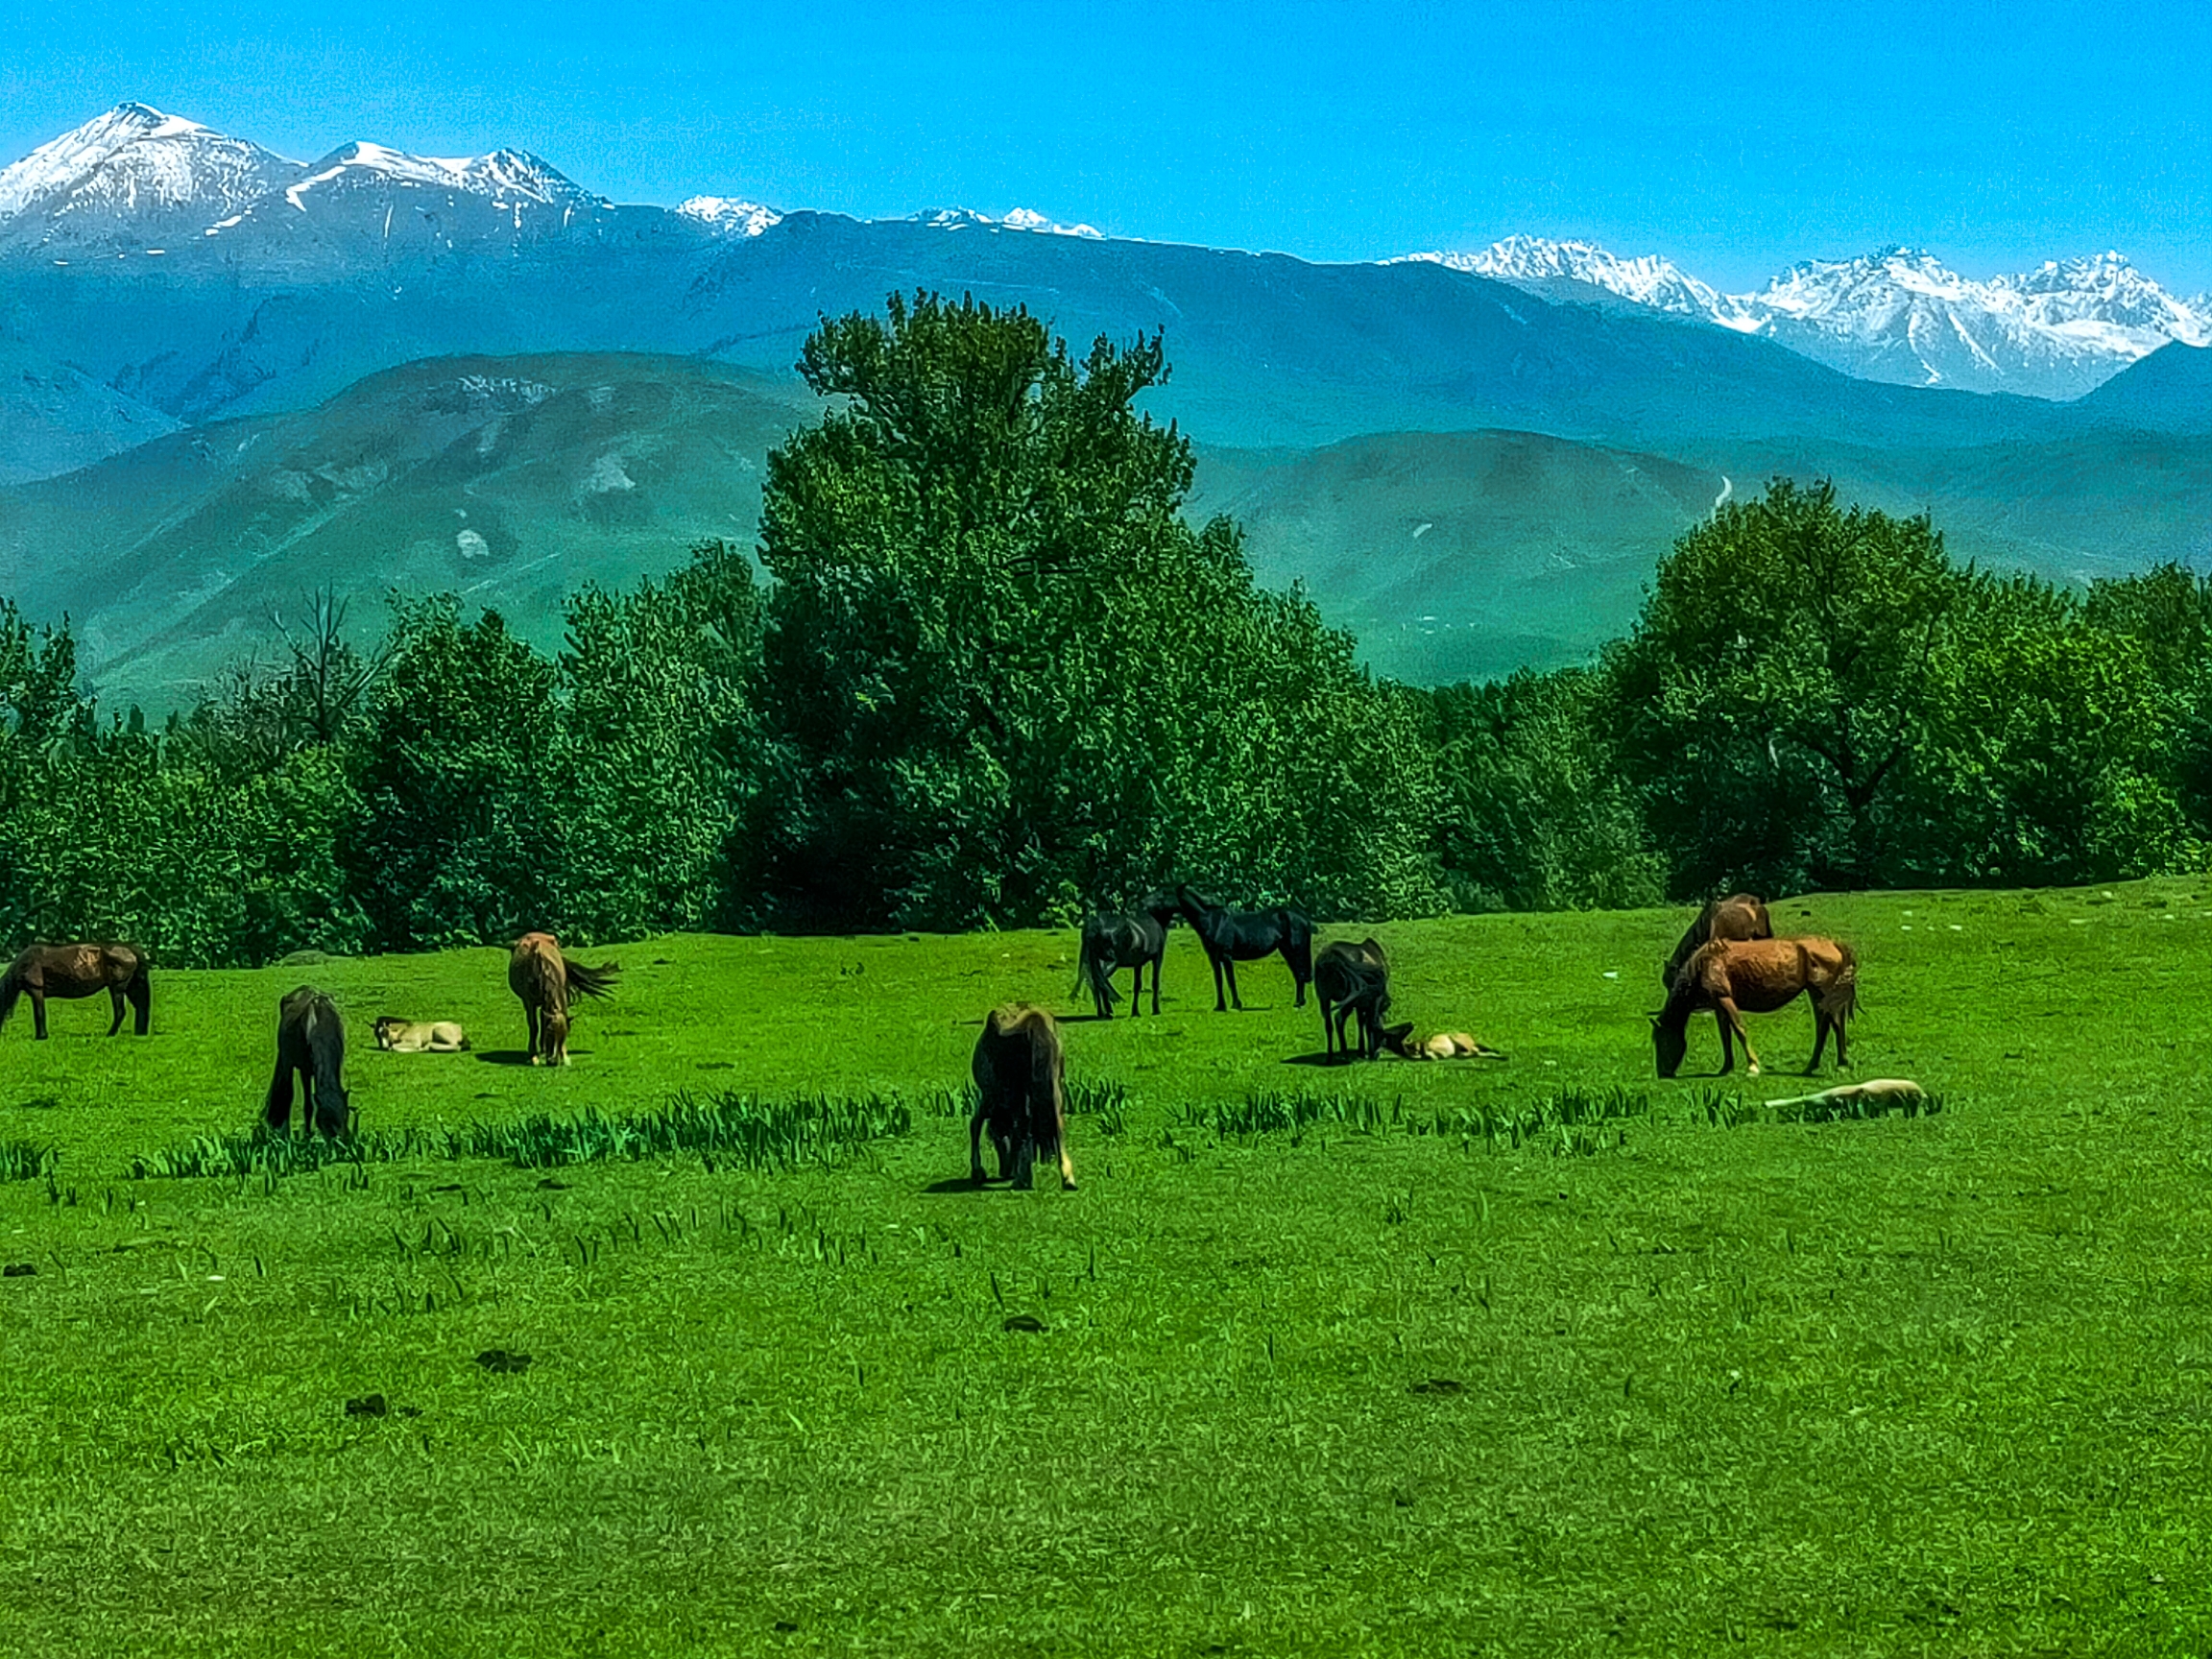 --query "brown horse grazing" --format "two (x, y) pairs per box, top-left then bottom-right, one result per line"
(970, 1003), (1074, 1190)
(1314, 938), (1393, 1061)
(0, 943), (152, 1040)
(265, 986), (350, 1138)
(1653, 937), (1858, 1078)
(1661, 894), (1773, 992)
(509, 932), (619, 1067)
